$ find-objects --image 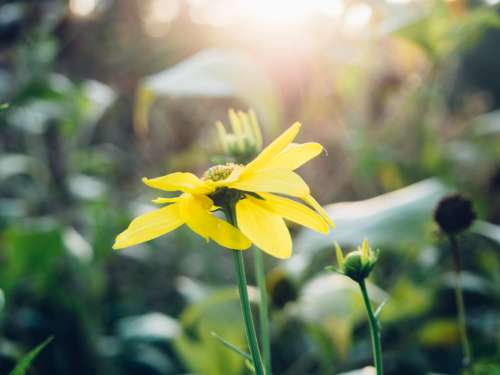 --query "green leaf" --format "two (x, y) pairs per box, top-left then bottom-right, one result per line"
(374, 298), (389, 319)
(210, 332), (251, 361)
(80, 80), (116, 128)
(474, 360), (500, 375)
(0, 154), (46, 180)
(135, 49), (281, 135)
(117, 312), (181, 342)
(174, 288), (253, 375)
(473, 221), (500, 245)
(291, 178), (449, 276)
(381, 279), (433, 322)
(293, 273), (387, 358)
(417, 319), (460, 347)
(324, 265), (338, 273)
(389, 4), (500, 61)
(338, 367), (376, 375)
(2, 220), (65, 295)
(8, 336), (53, 375)
(473, 109), (500, 136)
